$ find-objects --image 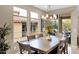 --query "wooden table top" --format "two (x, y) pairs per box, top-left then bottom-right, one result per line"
(21, 36), (60, 54)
